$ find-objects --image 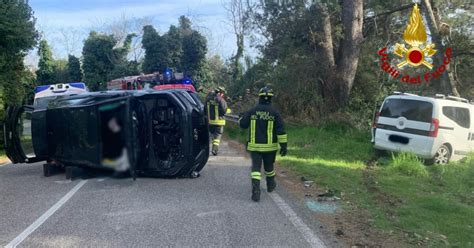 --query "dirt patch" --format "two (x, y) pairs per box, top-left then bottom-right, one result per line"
(363, 164), (403, 221)
(277, 166), (404, 248)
